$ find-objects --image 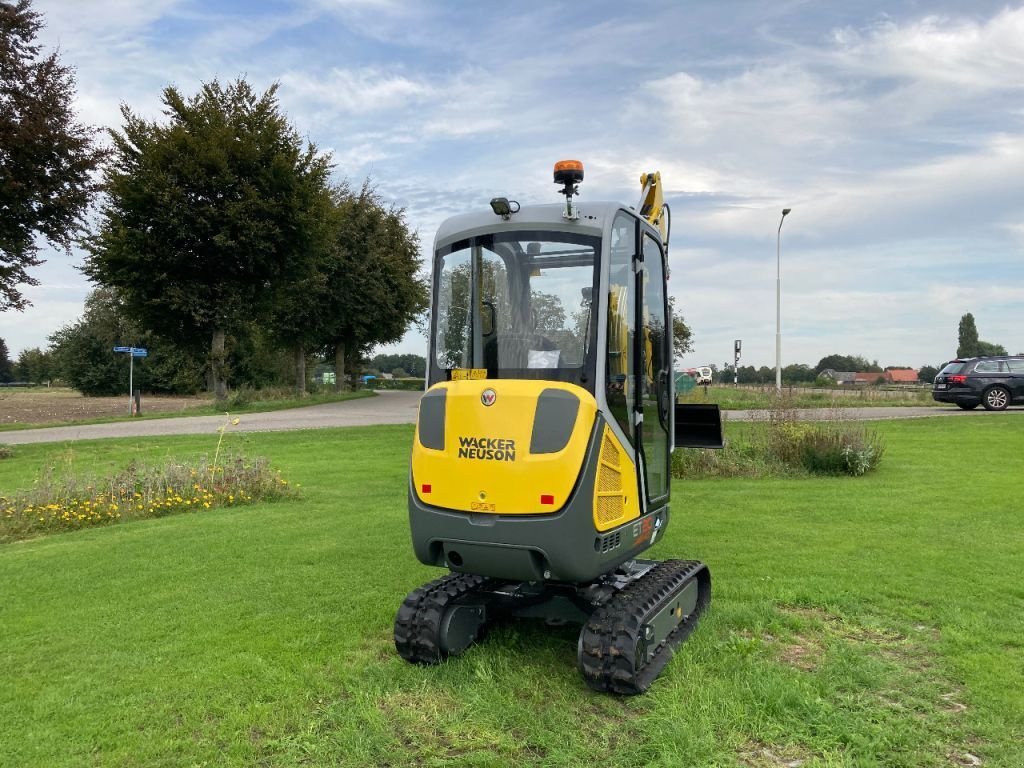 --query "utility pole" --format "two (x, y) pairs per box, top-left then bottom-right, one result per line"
(775, 208), (791, 392)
